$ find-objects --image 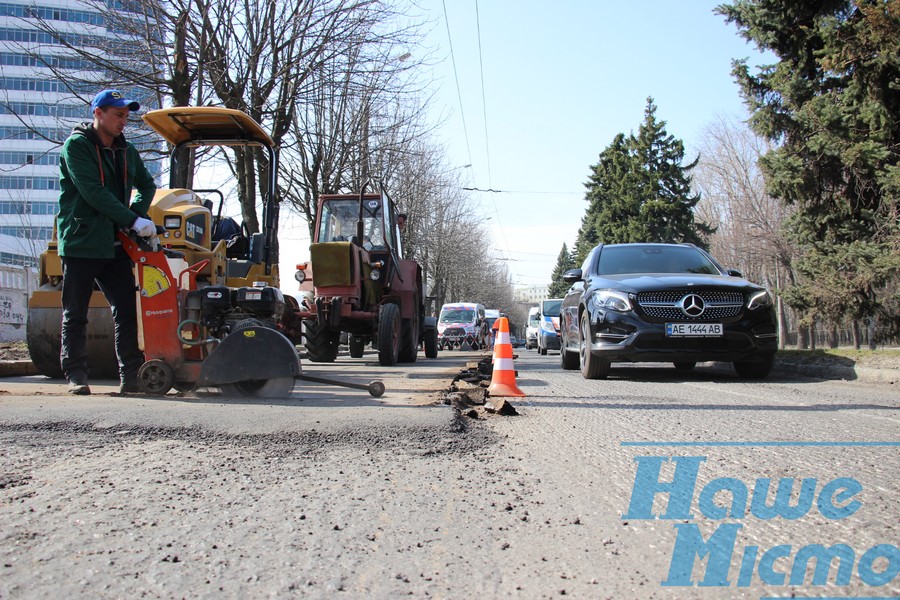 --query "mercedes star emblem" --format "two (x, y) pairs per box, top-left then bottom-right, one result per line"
(680, 294), (705, 317)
